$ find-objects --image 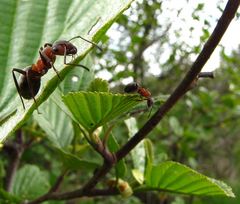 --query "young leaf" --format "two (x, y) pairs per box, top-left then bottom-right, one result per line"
(132, 169), (144, 185)
(55, 148), (100, 171)
(131, 139), (154, 185)
(144, 138), (154, 167)
(87, 78), (109, 92)
(63, 92), (141, 132)
(144, 161), (235, 197)
(108, 133), (127, 178)
(125, 118), (145, 173)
